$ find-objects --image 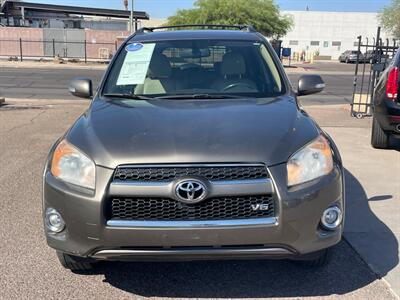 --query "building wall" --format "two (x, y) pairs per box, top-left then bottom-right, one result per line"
(139, 18), (165, 28)
(1, 13), (391, 60)
(281, 11), (393, 60)
(0, 27), (43, 57)
(85, 29), (129, 58)
(0, 27), (129, 59)
(82, 20), (128, 31)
